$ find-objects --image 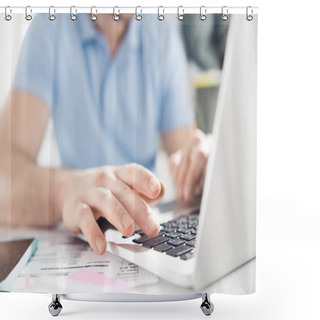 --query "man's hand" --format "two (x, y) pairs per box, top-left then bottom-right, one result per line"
(58, 163), (164, 255)
(169, 129), (212, 202)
